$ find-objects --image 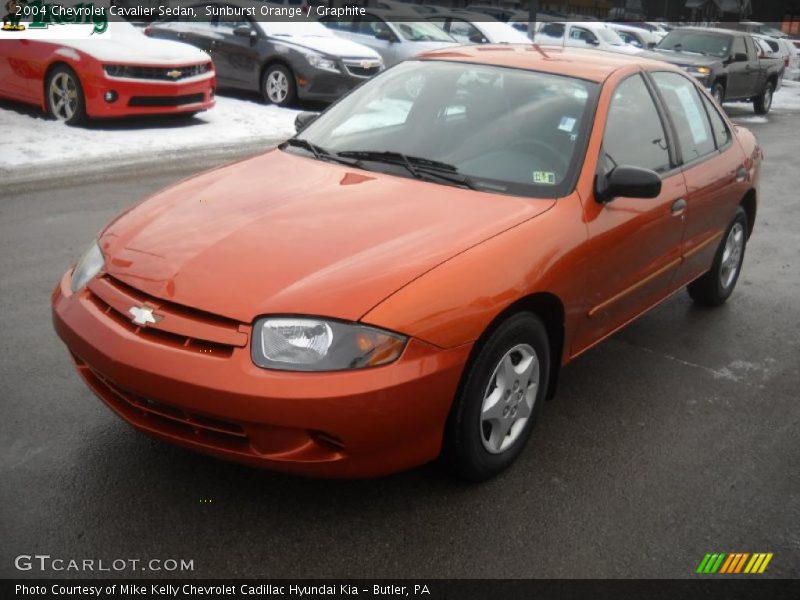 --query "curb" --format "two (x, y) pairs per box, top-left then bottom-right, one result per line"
(1, 136), (287, 194)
